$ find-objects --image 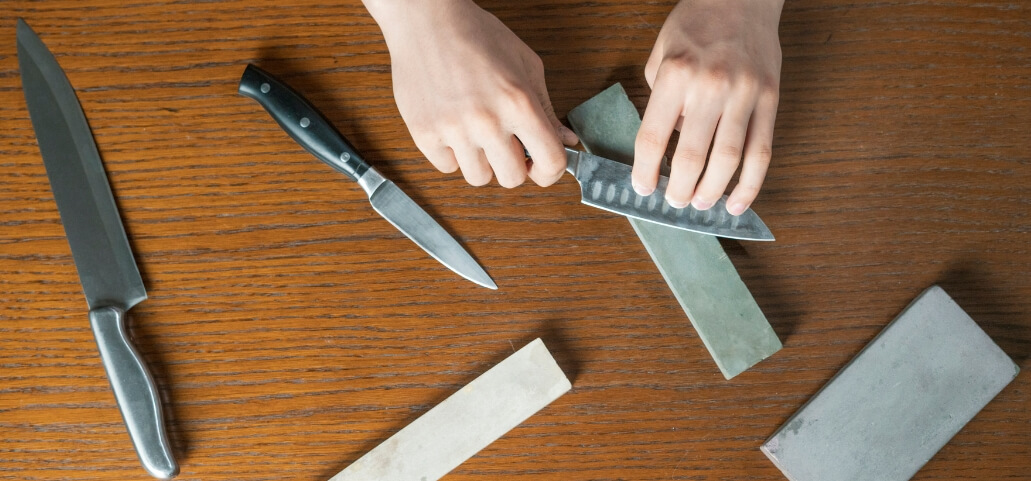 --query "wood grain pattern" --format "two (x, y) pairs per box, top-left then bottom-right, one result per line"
(1, 1), (1028, 480)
